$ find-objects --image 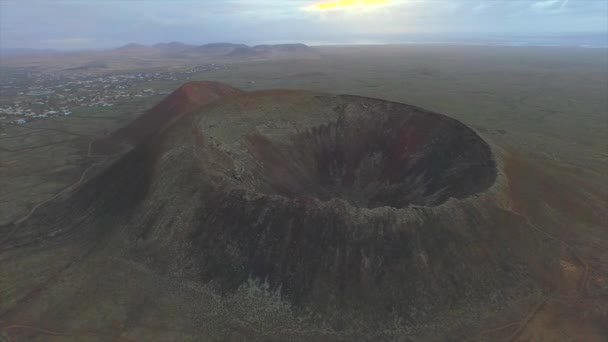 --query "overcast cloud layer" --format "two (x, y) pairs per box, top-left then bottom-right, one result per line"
(1, 0), (607, 50)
